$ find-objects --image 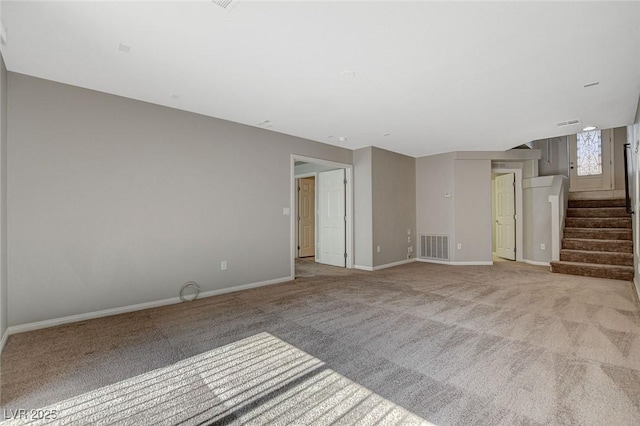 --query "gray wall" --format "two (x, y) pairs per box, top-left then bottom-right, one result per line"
(417, 154), (496, 263)
(0, 55), (7, 338)
(453, 159), (492, 262)
(613, 126), (628, 190)
(7, 72), (352, 326)
(532, 137), (569, 178)
(416, 153), (455, 259)
(371, 147), (416, 267)
(353, 147), (373, 268)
